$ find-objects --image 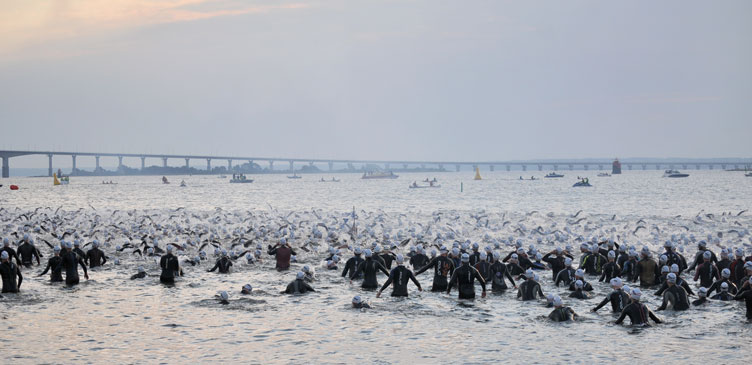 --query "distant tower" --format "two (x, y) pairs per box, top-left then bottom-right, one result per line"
(612, 158), (622, 174)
